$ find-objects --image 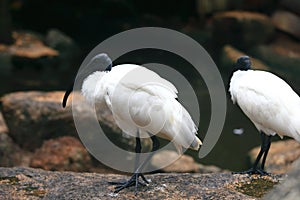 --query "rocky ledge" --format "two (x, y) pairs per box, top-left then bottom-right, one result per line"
(0, 167), (283, 200)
